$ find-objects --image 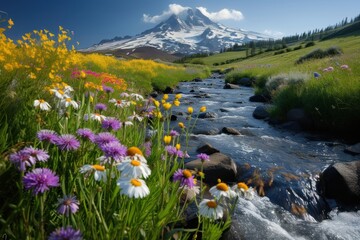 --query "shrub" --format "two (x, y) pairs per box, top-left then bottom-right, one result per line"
(274, 50), (285, 55)
(296, 46), (342, 64)
(293, 45), (302, 51)
(305, 41), (315, 47)
(266, 72), (310, 96)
